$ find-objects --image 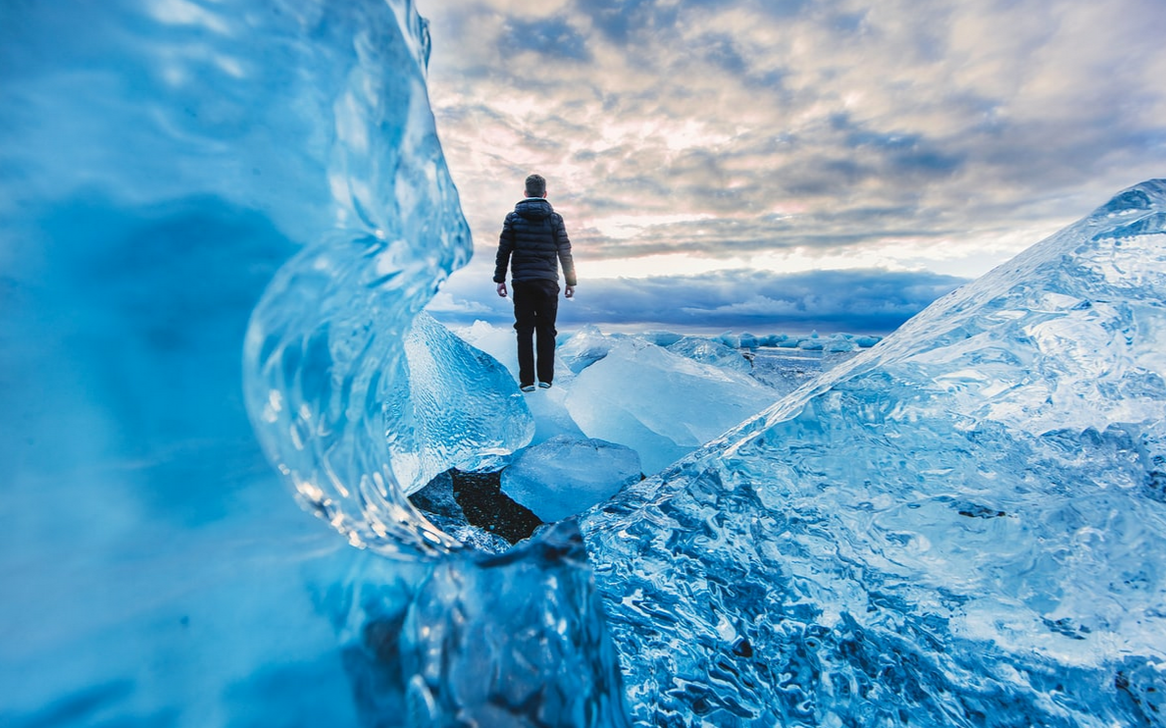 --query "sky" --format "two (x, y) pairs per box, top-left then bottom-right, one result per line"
(418, 0), (1166, 334)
